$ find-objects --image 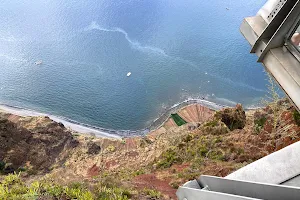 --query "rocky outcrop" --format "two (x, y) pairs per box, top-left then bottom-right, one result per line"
(215, 104), (246, 131)
(0, 114), (78, 173)
(87, 141), (101, 155)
